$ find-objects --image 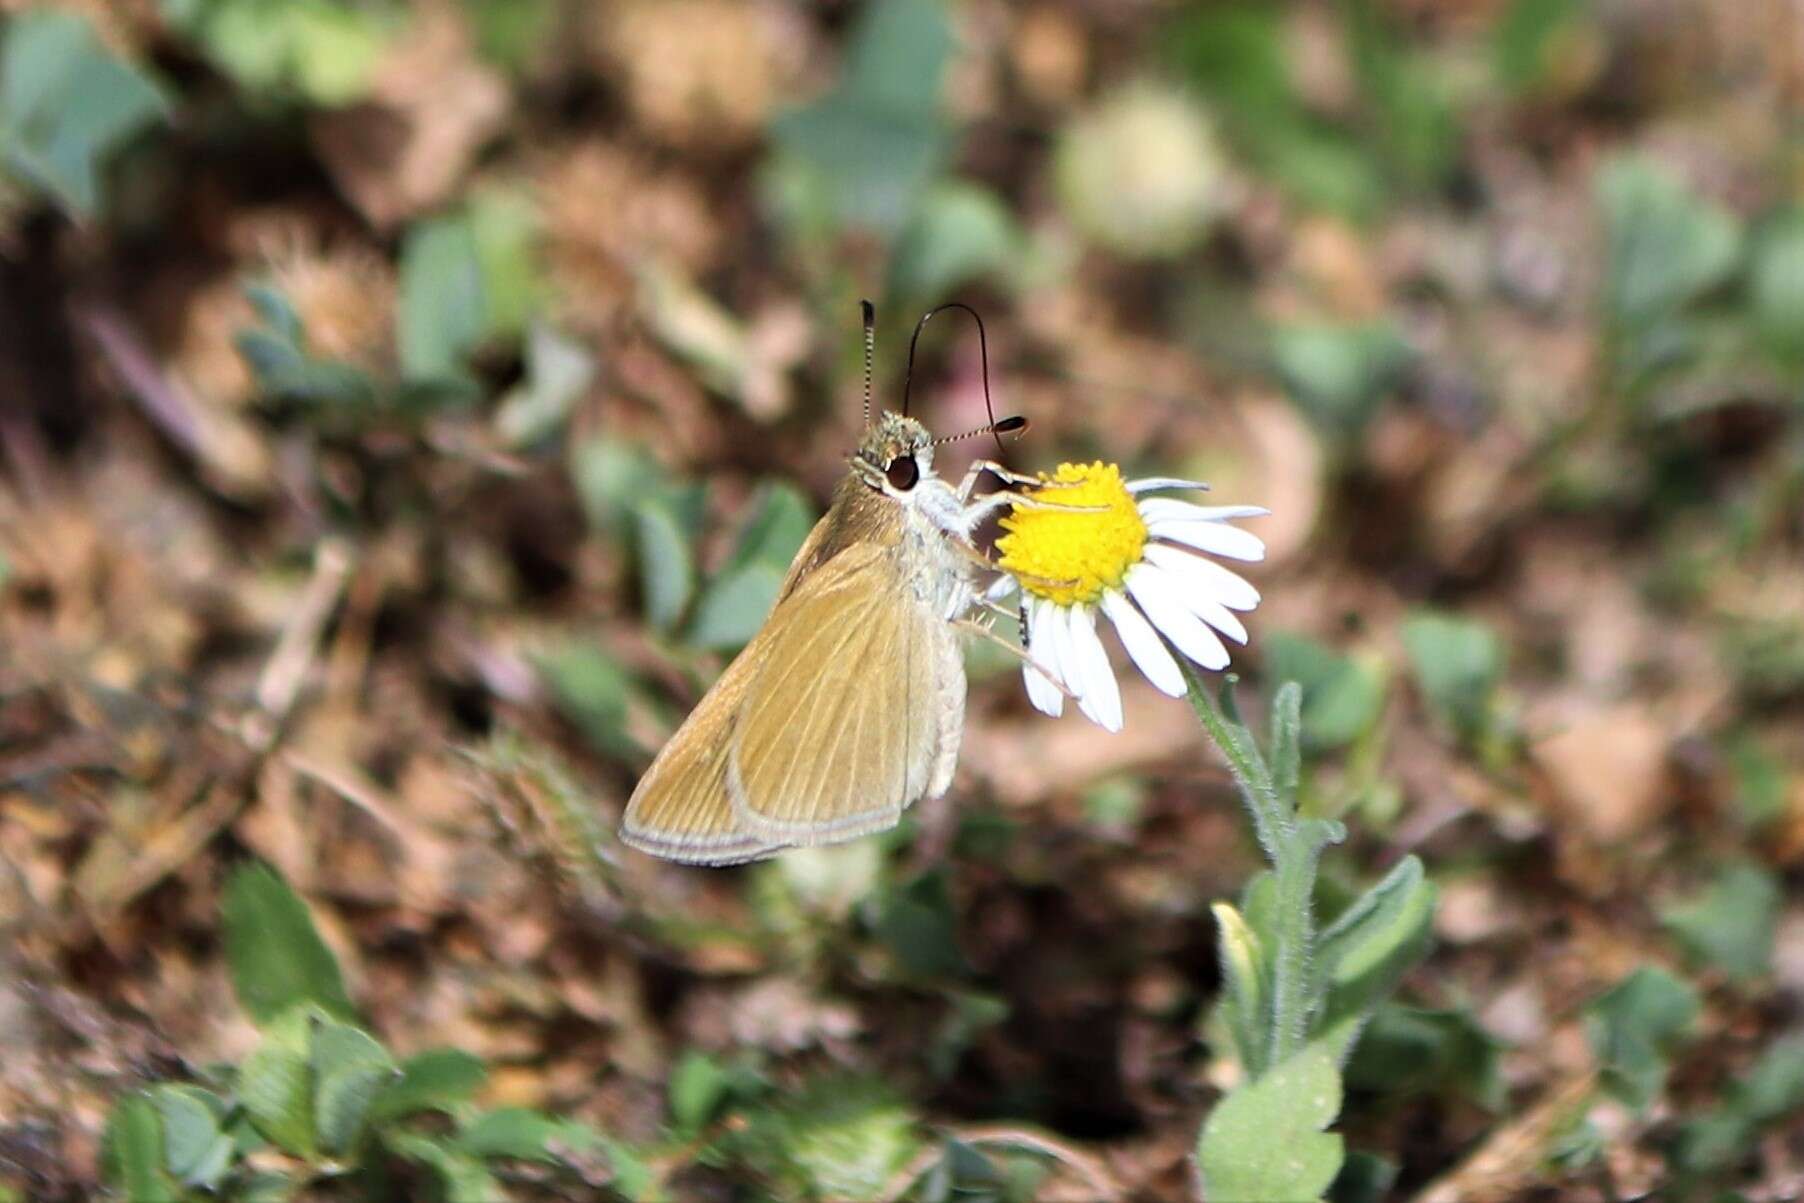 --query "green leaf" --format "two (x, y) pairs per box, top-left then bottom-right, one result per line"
(1726, 734), (1789, 828)
(1739, 1032), (1804, 1121)
(1198, 1045), (1345, 1203)
(685, 561), (784, 652)
(1346, 1004), (1505, 1110)
(537, 640), (640, 761)
(458, 1107), (598, 1163)
(1598, 156), (1742, 332)
(571, 438), (669, 537)
(222, 862), (356, 1025)
(387, 1132), (502, 1203)
(495, 324), (597, 448)
(237, 1010), (317, 1157)
(1268, 682), (1303, 804)
(369, 1048), (488, 1123)
(770, 0), (954, 235)
(874, 868), (968, 980)
(1166, 3), (1383, 218)
(632, 499), (694, 632)
(398, 217), (486, 385)
(311, 1019), (395, 1154)
(0, 11), (167, 216)
(722, 483), (816, 577)
(397, 191), (541, 386)
(1586, 966), (1701, 1111)
(1270, 321), (1412, 441)
(102, 1095), (169, 1203)
(1263, 633), (1387, 752)
(151, 1085), (231, 1186)
(1675, 1034), (1804, 1173)
(668, 1051), (732, 1135)
(1315, 857), (1437, 1056)
(1344, 0), (1460, 189)
(1493, 0), (1588, 91)
(1400, 610), (1503, 745)
(234, 284), (382, 410)
(165, 0), (392, 105)
(1663, 861), (1781, 982)
(1751, 208), (1804, 367)
(887, 182), (1022, 302)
